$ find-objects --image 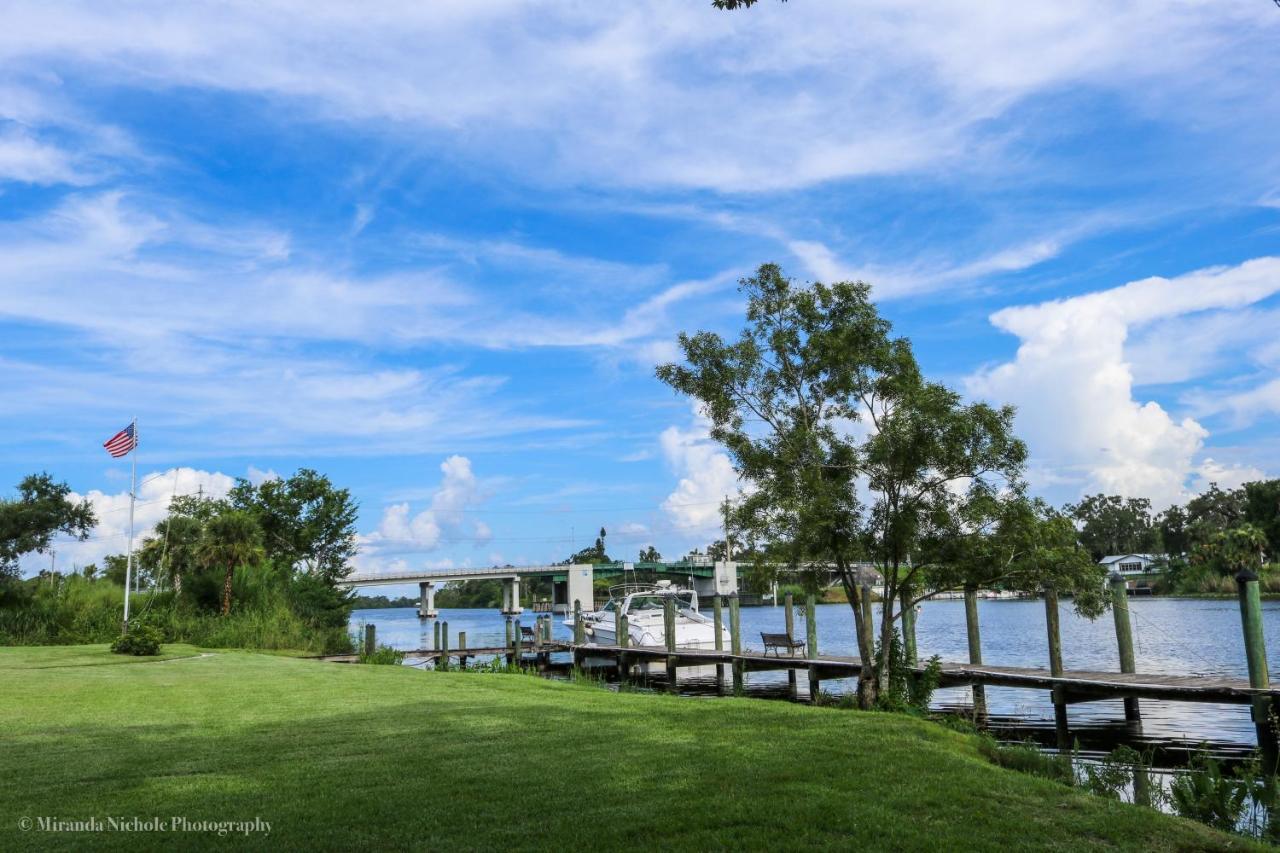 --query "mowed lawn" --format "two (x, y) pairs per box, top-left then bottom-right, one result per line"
(0, 646), (1251, 851)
